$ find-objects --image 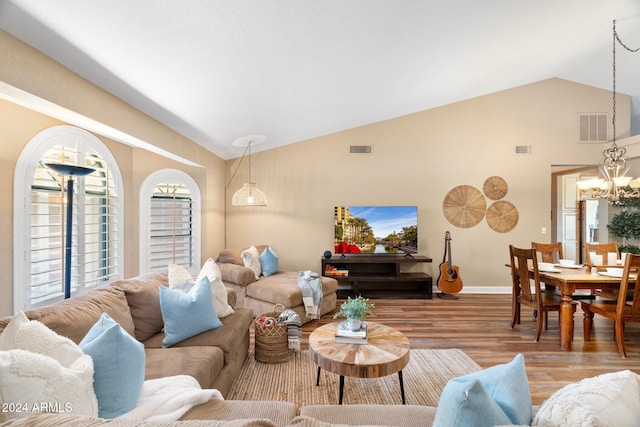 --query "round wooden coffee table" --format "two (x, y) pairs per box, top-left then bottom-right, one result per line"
(309, 321), (410, 404)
